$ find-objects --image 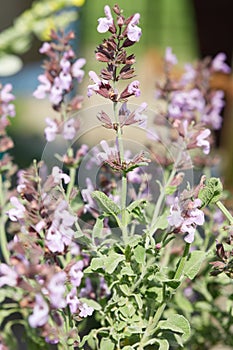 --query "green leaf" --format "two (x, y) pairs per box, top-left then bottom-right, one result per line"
(85, 257), (105, 272)
(121, 265), (135, 276)
(165, 185), (177, 195)
(119, 302), (135, 318)
(119, 284), (131, 296)
(100, 338), (115, 350)
(105, 251), (125, 274)
(159, 314), (191, 342)
(122, 347), (134, 350)
(134, 245), (145, 264)
(92, 191), (120, 215)
(133, 294), (143, 309)
(92, 216), (104, 238)
(146, 339), (169, 349)
(184, 251), (206, 279)
(198, 177), (223, 208)
(79, 298), (101, 311)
